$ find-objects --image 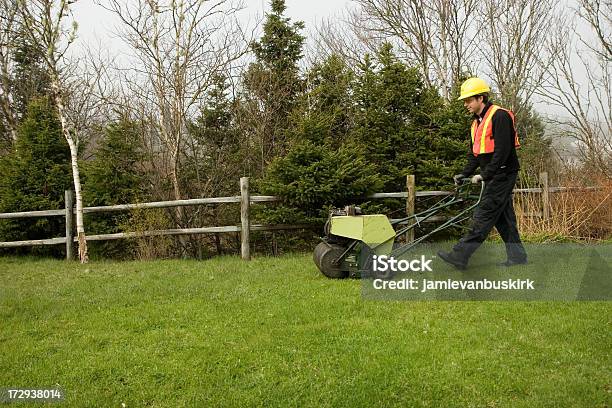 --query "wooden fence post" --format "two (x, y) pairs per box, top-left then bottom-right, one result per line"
(539, 171), (550, 221)
(65, 190), (74, 260)
(240, 177), (250, 261)
(406, 175), (415, 243)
